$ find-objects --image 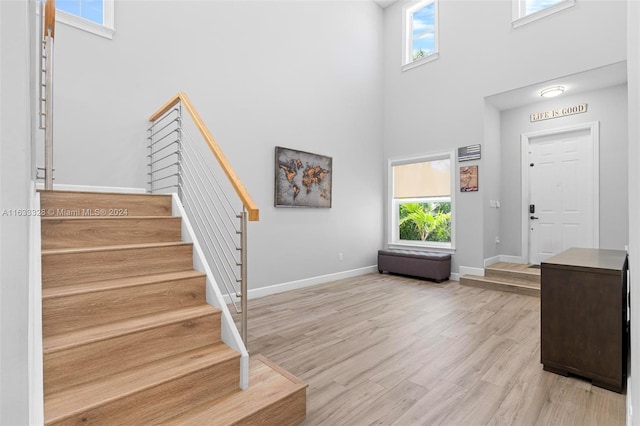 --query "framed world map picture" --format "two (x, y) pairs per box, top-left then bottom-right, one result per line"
(275, 146), (332, 208)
